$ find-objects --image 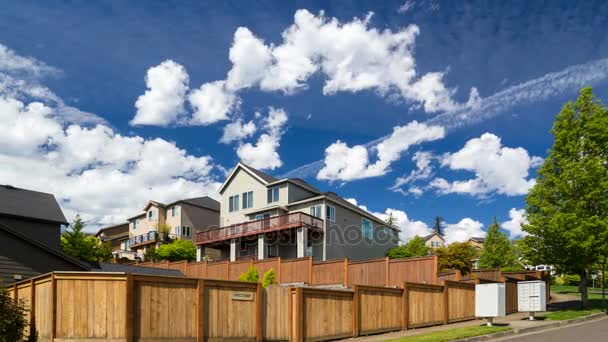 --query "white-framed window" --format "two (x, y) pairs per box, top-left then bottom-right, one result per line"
(171, 205), (179, 217)
(242, 191), (253, 209)
(174, 226), (181, 235)
(362, 218), (373, 239)
(148, 210), (155, 221)
(229, 194), (240, 212)
(326, 205), (336, 222)
(267, 186), (279, 203)
(133, 219), (139, 230)
(431, 241), (441, 248)
(183, 226), (191, 237)
(310, 204), (322, 218)
(255, 213), (271, 220)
